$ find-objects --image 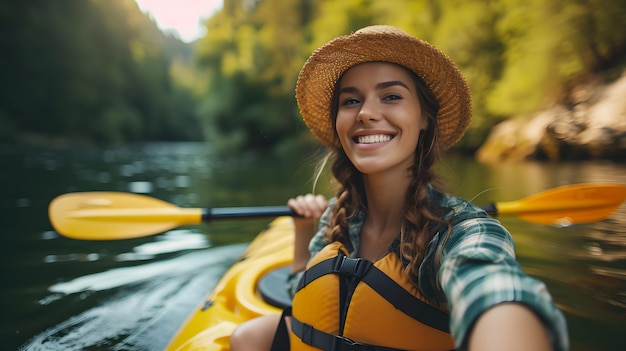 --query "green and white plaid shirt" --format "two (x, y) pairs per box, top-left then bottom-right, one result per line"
(287, 185), (568, 351)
